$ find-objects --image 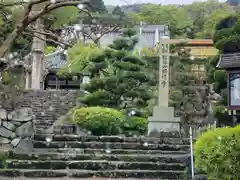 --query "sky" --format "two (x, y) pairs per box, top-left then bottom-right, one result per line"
(103, 0), (225, 6)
